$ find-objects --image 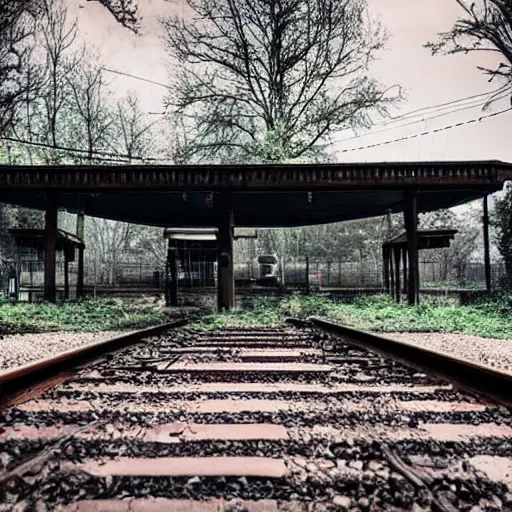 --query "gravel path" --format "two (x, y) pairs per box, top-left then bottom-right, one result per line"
(0, 331), (131, 373)
(384, 332), (512, 374)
